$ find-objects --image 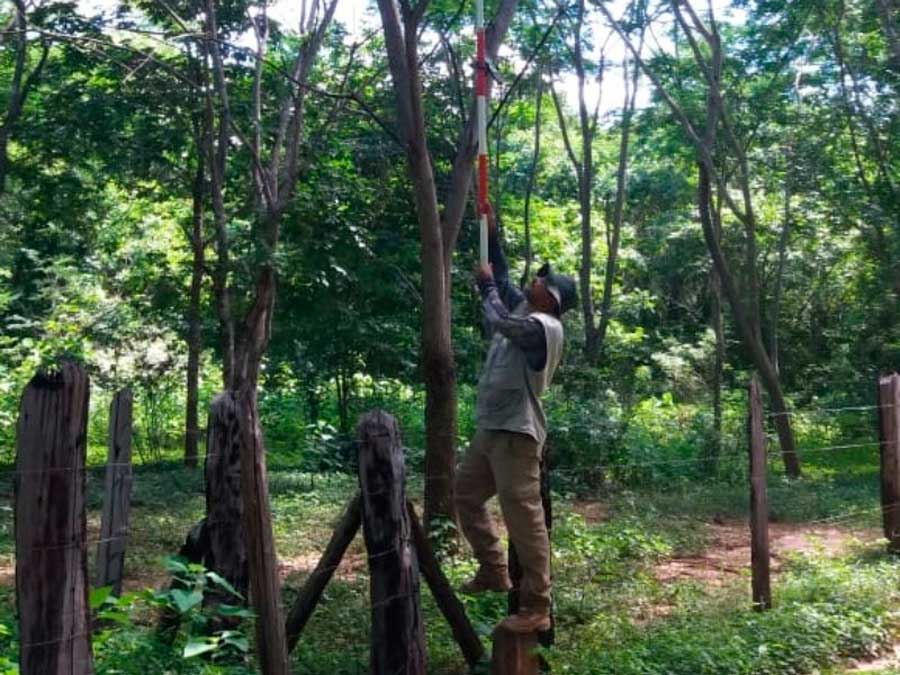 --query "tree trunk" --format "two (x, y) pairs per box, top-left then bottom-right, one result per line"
(237, 386), (289, 675)
(597, 53), (640, 349)
(575, 0), (598, 360)
(709, 192), (725, 470)
(15, 363), (94, 675)
(375, 0), (520, 535)
(698, 163), (801, 477)
(185, 148), (205, 468)
(520, 66), (544, 287)
(770, 147), (792, 376)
